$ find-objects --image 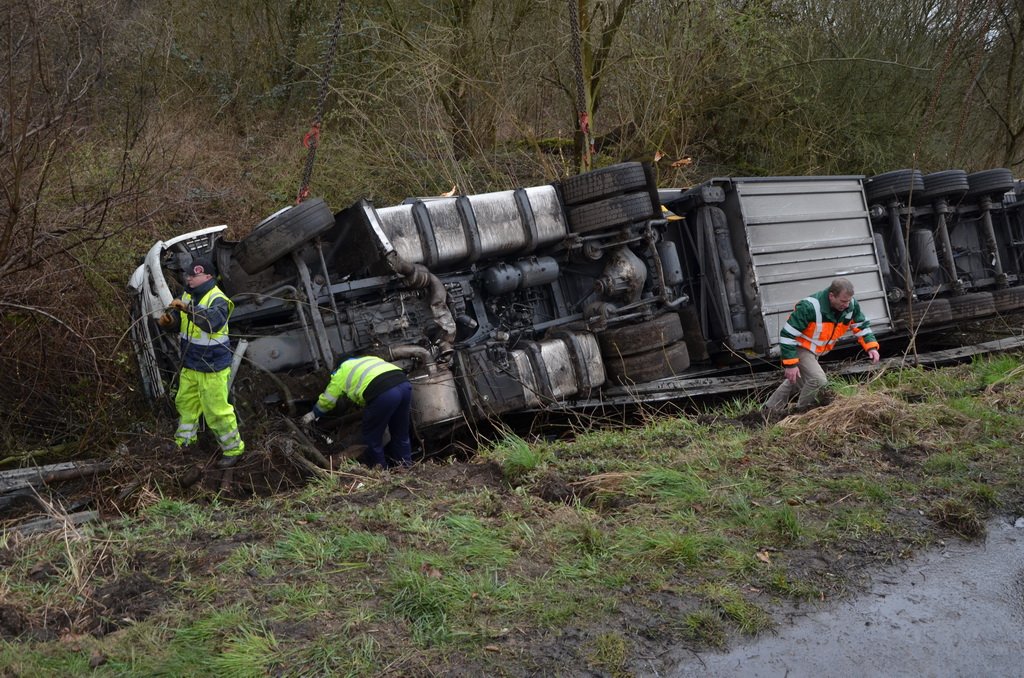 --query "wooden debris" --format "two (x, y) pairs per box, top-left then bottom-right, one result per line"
(10, 510), (99, 537)
(0, 460), (111, 494)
